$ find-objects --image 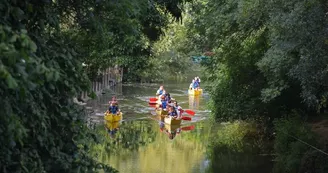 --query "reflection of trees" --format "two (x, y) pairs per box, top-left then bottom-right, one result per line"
(181, 122), (211, 144)
(206, 145), (272, 173)
(205, 122), (273, 173)
(89, 120), (158, 162)
(89, 120), (273, 173)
